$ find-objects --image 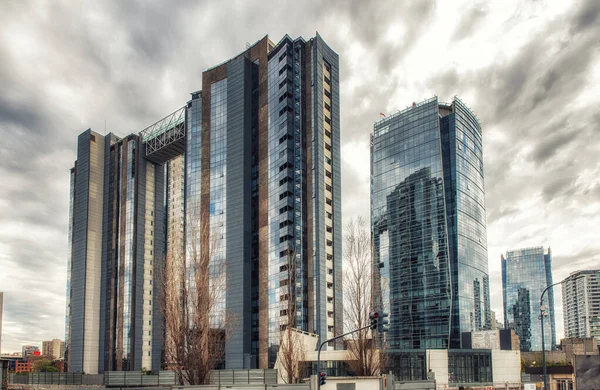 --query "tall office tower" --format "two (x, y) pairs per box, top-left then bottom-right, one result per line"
(66, 33), (342, 373)
(502, 247), (556, 351)
(562, 269), (600, 342)
(371, 97), (491, 351)
(43, 339), (66, 360)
